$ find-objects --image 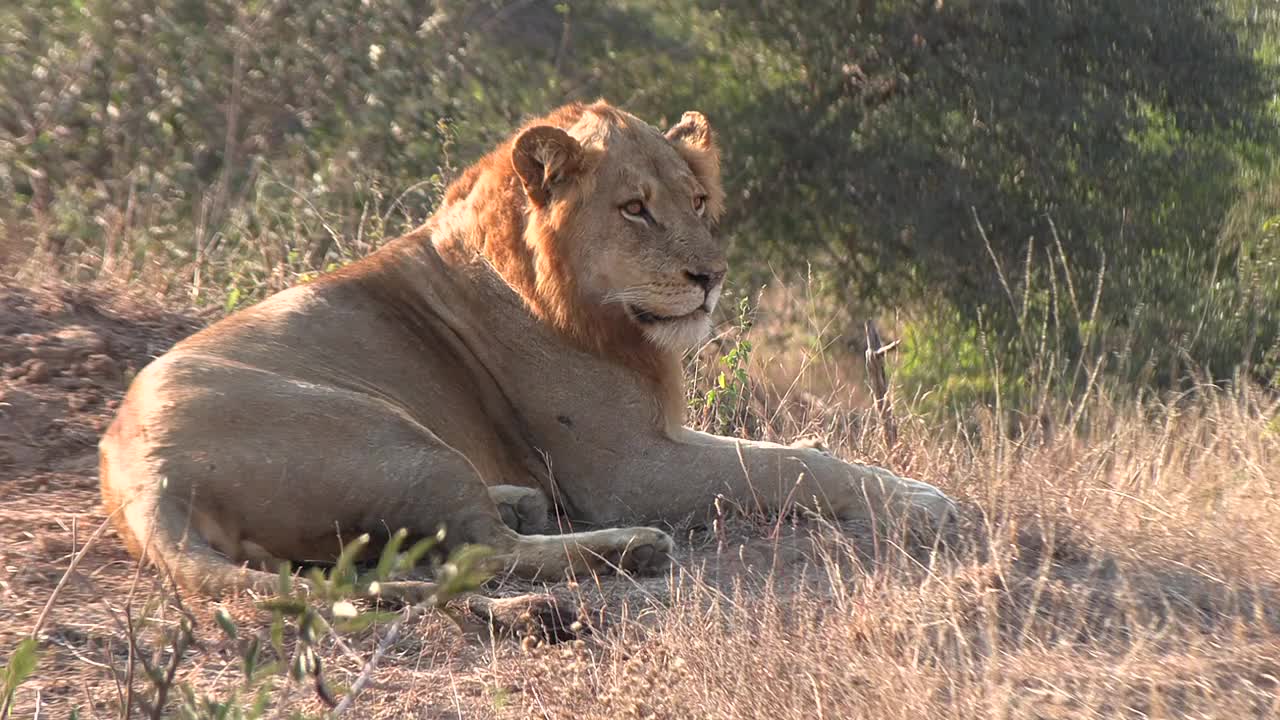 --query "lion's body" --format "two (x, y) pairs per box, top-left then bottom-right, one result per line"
(99, 101), (952, 608)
